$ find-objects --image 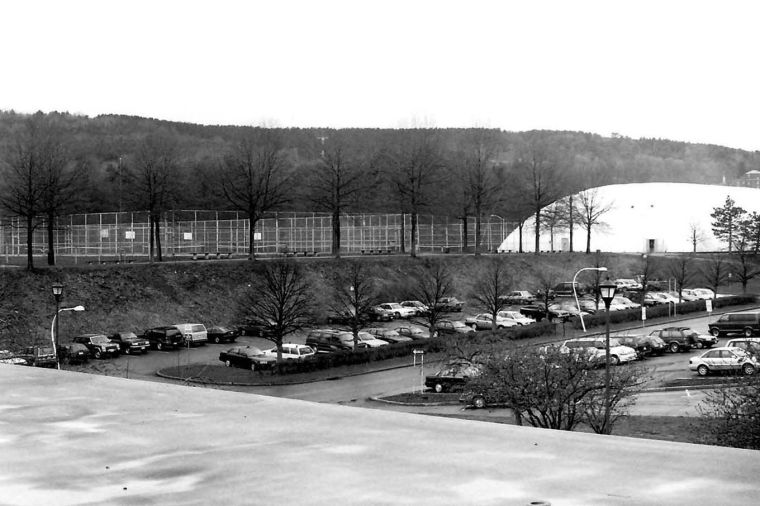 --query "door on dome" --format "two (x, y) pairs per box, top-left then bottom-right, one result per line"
(647, 239), (655, 253)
